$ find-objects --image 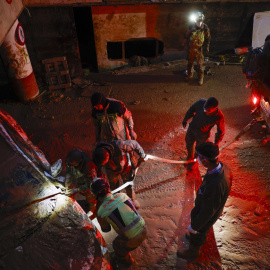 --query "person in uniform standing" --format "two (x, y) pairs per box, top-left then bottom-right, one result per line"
(182, 97), (225, 162)
(91, 92), (137, 143)
(177, 142), (232, 260)
(183, 12), (210, 85)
